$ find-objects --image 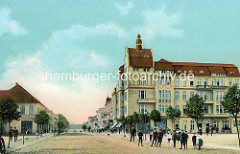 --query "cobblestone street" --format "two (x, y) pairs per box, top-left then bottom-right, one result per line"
(10, 133), (240, 154)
